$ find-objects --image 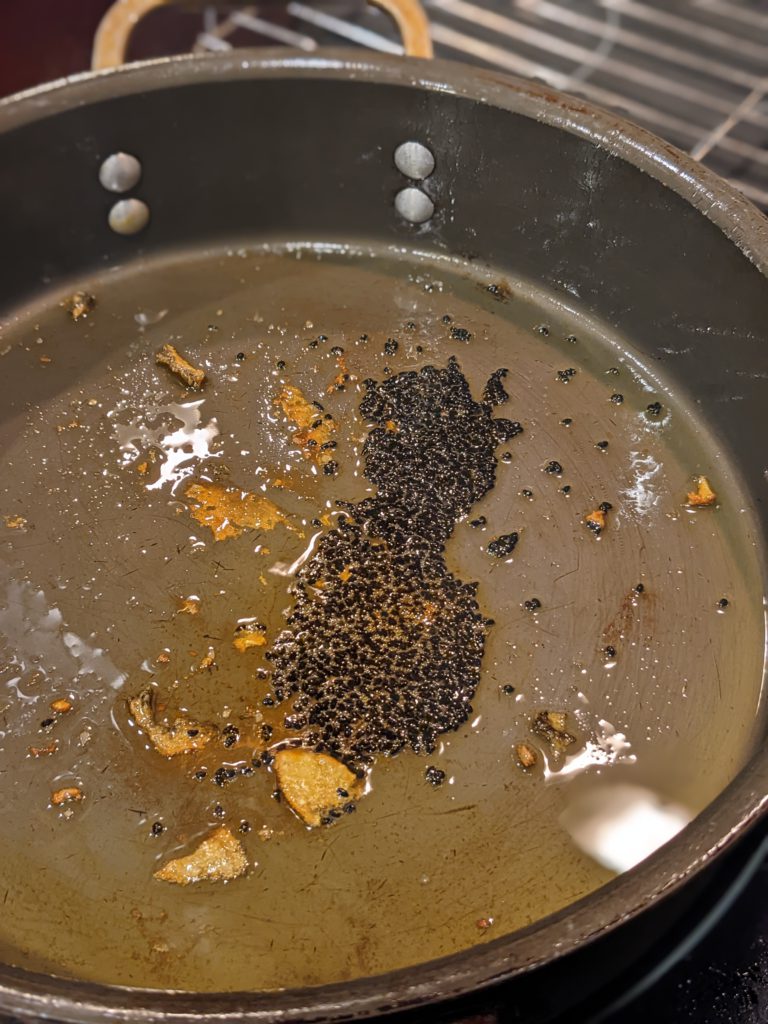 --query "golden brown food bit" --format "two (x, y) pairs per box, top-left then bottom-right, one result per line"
(274, 749), (363, 827)
(233, 620), (267, 652)
(154, 826), (247, 885)
(531, 710), (576, 752)
(515, 742), (538, 769)
(186, 481), (292, 542)
(274, 385), (336, 465)
(51, 787), (83, 805)
(198, 647), (216, 671)
(327, 354), (354, 394)
(129, 687), (217, 757)
(50, 698), (72, 714)
(585, 502), (613, 536)
(155, 343), (206, 390)
(66, 291), (95, 321)
(177, 596), (200, 615)
(28, 741), (57, 757)
(4, 515), (27, 530)
(687, 475), (717, 507)
(136, 461), (149, 476)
